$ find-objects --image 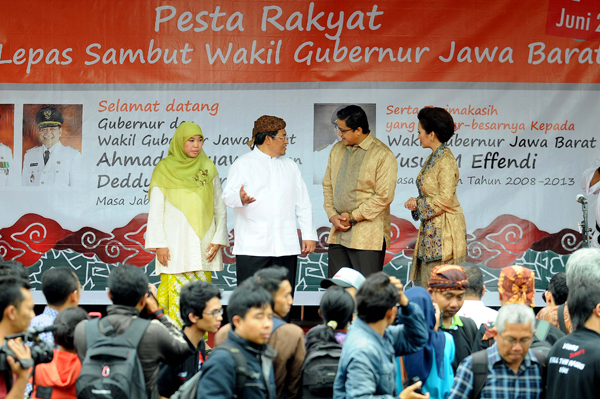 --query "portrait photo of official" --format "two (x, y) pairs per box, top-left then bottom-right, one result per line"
(312, 103), (376, 185)
(0, 104), (15, 187)
(22, 104), (83, 187)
